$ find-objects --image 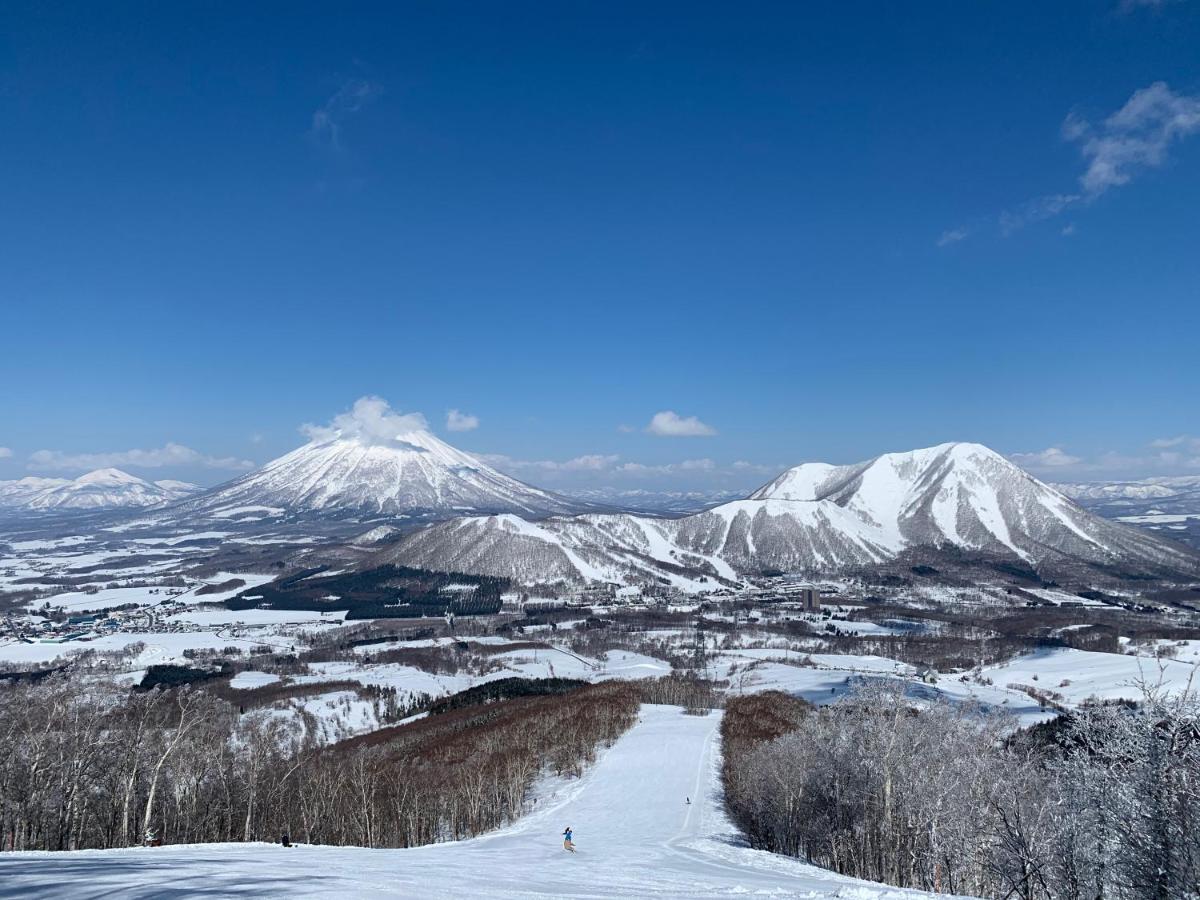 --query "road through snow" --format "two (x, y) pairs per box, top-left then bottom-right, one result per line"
(0, 705), (958, 898)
